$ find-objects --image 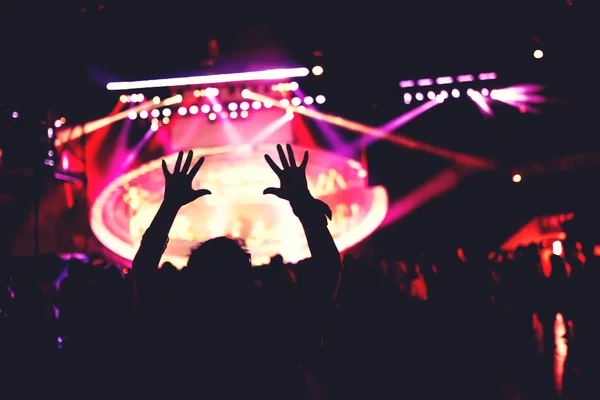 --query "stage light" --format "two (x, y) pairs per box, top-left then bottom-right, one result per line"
(120, 95), (128, 103)
(312, 65), (323, 76)
(436, 76), (453, 84)
(415, 93), (424, 101)
(139, 110), (148, 119)
(456, 74), (475, 82)
(230, 111), (238, 119)
(151, 123), (159, 131)
(403, 93), (412, 104)
(47, 128), (54, 138)
(533, 49), (544, 59)
(481, 88), (489, 96)
(552, 240), (563, 256)
(162, 117), (170, 124)
(478, 72), (497, 80)
(213, 104), (222, 112)
(151, 109), (160, 118)
(178, 107), (187, 116)
(435, 94), (445, 103)
(189, 105), (199, 115)
(399, 80), (415, 88)
(201, 104), (210, 113)
(315, 95), (325, 104)
(220, 112), (228, 119)
(427, 91), (435, 100)
(106, 67), (310, 90)
(251, 101), (260, 110)
(151, 118), (159, 125)
(280, 99), (290, 107)
(291, 97), (302, 106)
(440, 90), (448, 99)
(240, 110), (248, 118)
(264, 100), (274, 108)
(205, 87), (219, 97)
(12, 111), (18, 118)
(128, 111), (137, 120)
(61, 153), (69, 170)
(417, 78), (433, 86)
(162, 108), (171, 117)
(512, 173), (522, 183)
(228, 103), (238, 111)
(289, 82), (299, 91)
(153, 96), (160, 105)
(55, 120), (62, 128)
(451, 89), (460, 98)
(304, 96), (314, 105)
(285, 111), (294, 120)
(208, 112), (216, 121)
(193, 89), (202, 97)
